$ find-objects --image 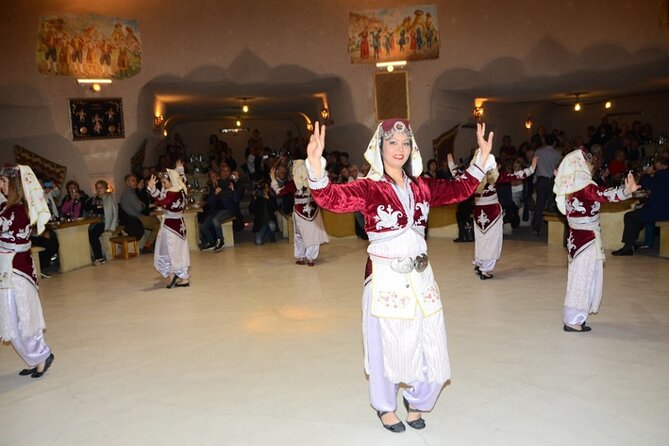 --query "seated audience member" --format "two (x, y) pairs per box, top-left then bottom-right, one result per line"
(135, 177), (153, 213)
(607, 149), (628, 182)
(348, 164), (360, 182)
(119, 174), (160, 252)
(84, 180), (118, 265)
(41, 178), (61, 220)
(422, 159), (438, 179)
(249, 180), (279, 245)
(59, 180), (89, 219)
(199, 171), (236, 251)
(30, 227), (59, 278)
(498, 135), (517, 160)
(436, 158), (453, 179)
(612, 155), (669, 255)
